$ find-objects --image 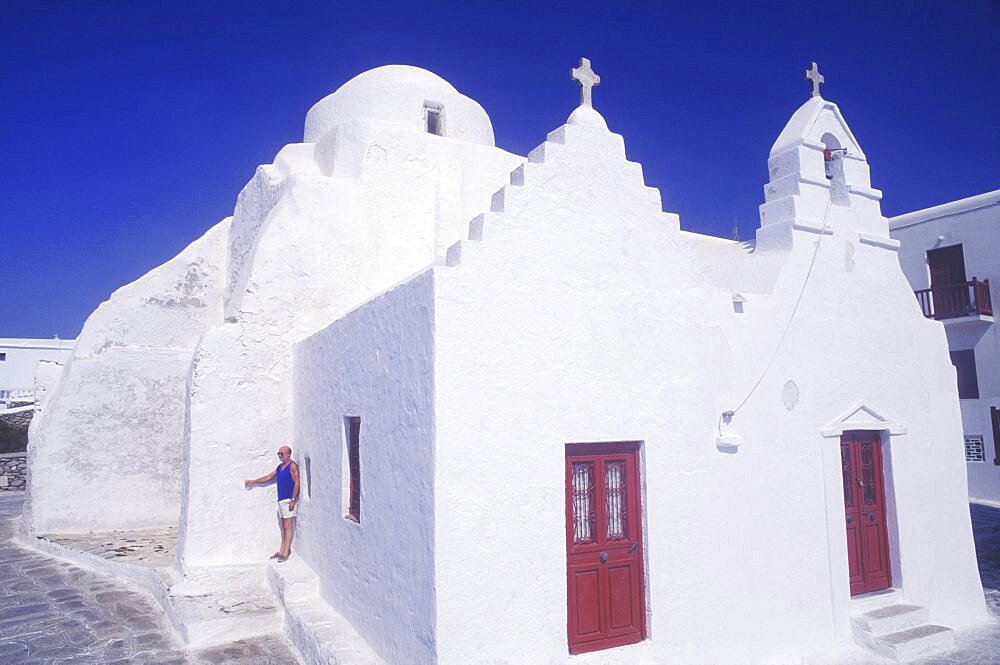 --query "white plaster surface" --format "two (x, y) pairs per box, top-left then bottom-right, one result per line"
(28, 221), (228, 534)
(294, 273), (436, 665)
(890, 189), (1000, 503)
(32, 359), (66, 413)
